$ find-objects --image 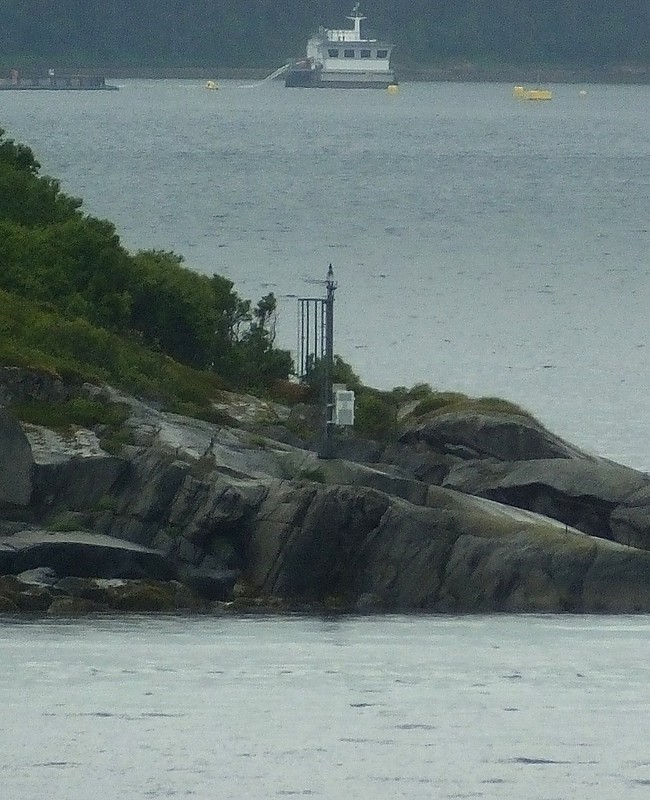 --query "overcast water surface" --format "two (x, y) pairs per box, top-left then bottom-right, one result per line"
(1, 79), (648, 468)
(3, 614), (650, 800)
(2, 81), (650, 799)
